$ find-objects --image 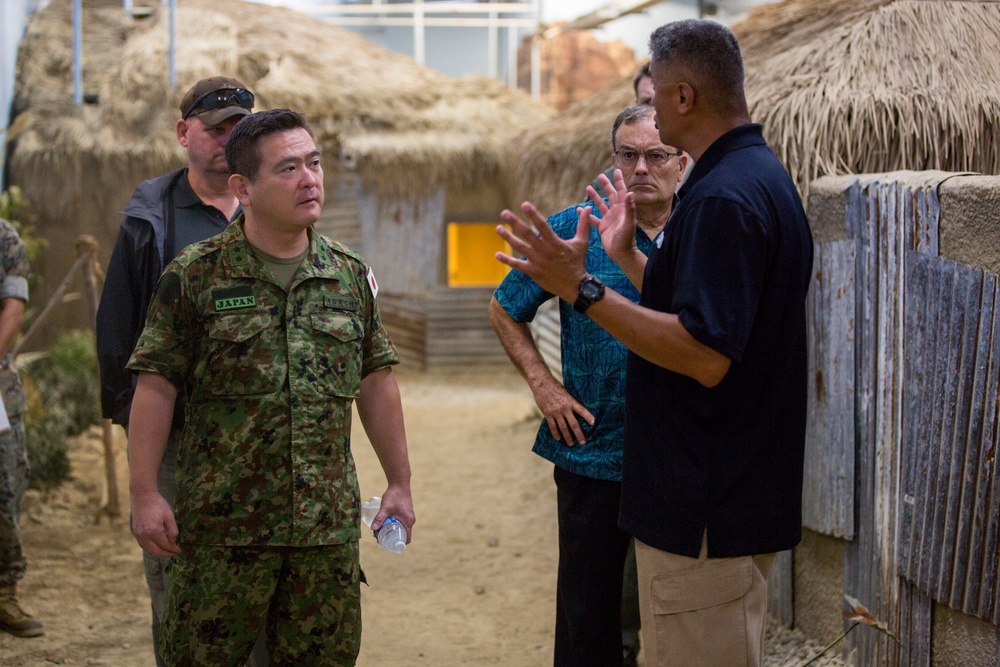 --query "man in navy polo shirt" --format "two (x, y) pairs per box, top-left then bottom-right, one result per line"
(490, 105), (686, 667)
(495, 19), (813, 667)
